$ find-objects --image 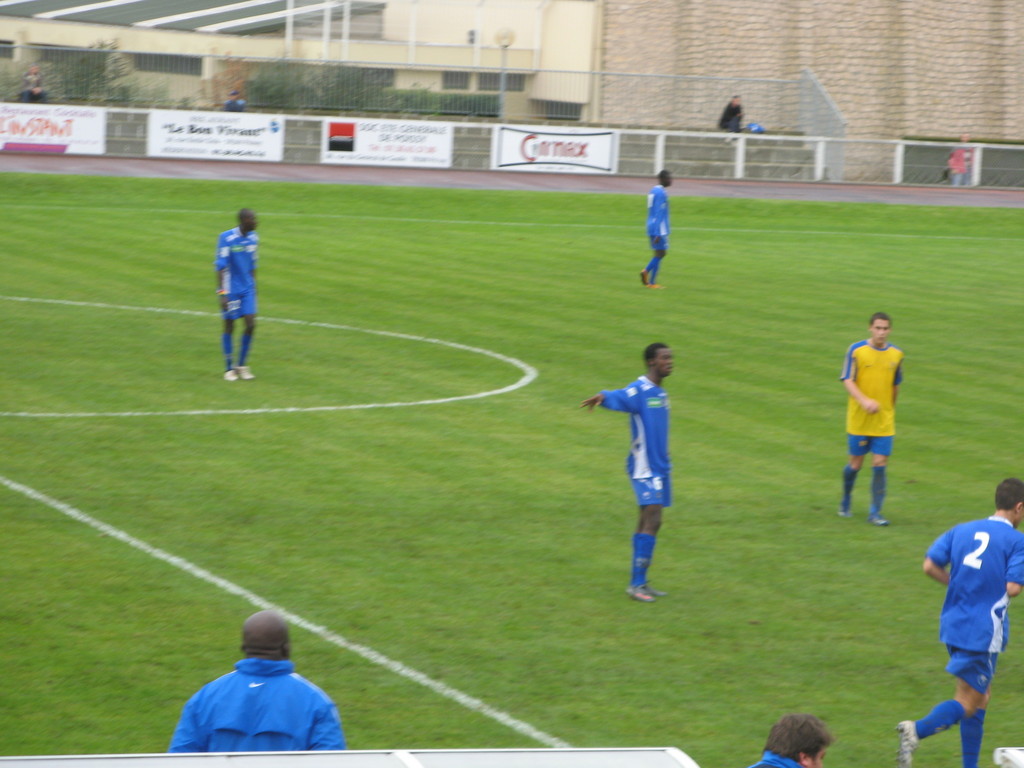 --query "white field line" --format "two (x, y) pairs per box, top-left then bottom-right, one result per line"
(4, 203), (1023, 242)
(0, 296), (538, 418)
(0, 472), (572, 748)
